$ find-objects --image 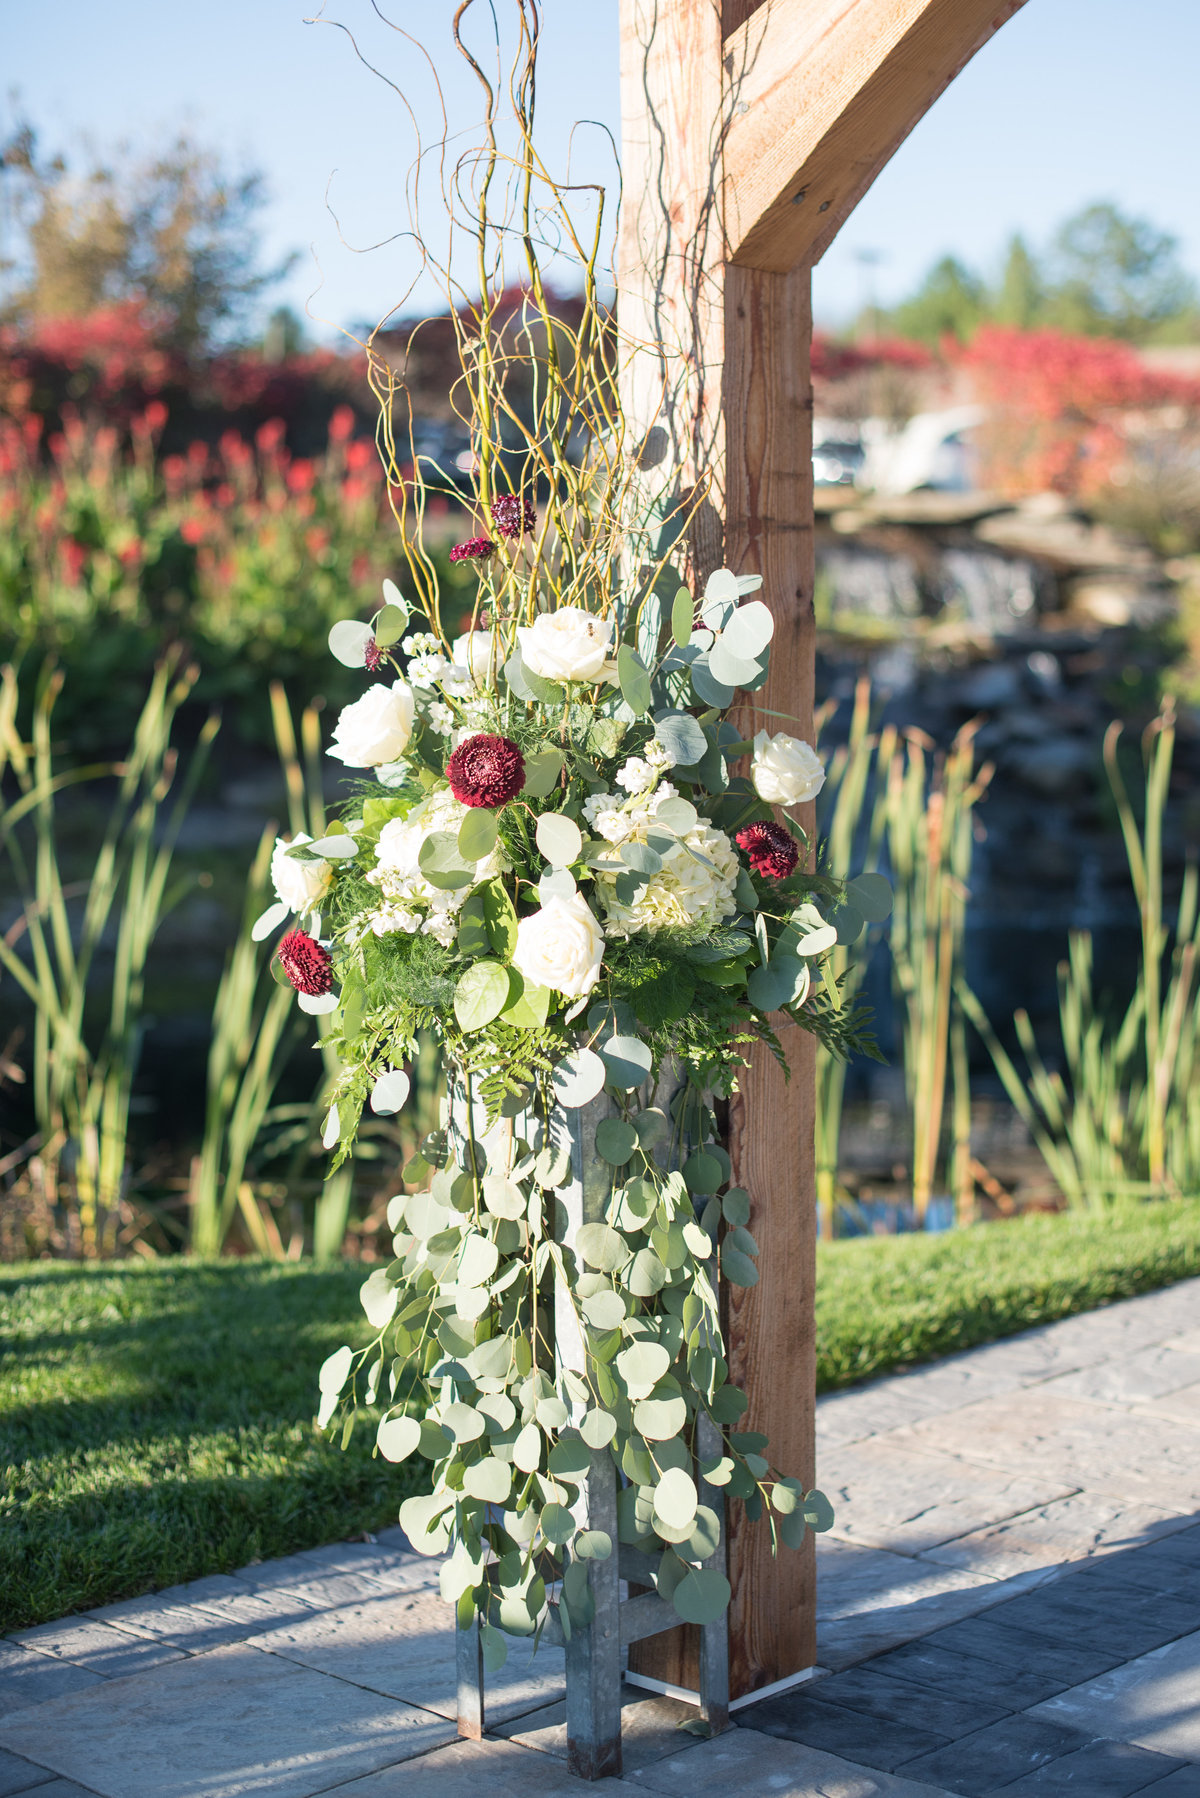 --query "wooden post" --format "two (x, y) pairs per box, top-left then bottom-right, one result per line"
(617, 0), (1024, 1704)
